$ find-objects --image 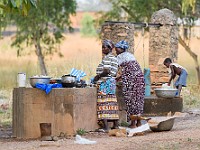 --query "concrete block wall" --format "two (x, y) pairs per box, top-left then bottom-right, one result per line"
(101, 22), (135, 54)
